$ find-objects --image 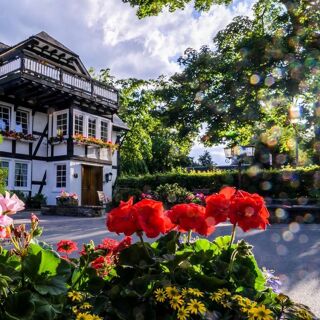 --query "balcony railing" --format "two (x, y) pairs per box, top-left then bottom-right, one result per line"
(0, 56), (118, 104)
